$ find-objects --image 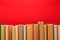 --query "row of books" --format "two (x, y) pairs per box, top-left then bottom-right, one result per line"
(0, 22), (60, 40)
